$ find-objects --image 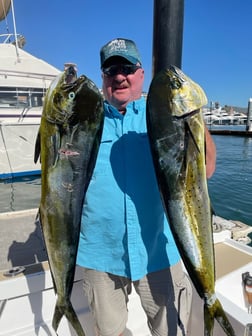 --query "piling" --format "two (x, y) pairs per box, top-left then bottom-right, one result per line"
(246, 98), (252, 131)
